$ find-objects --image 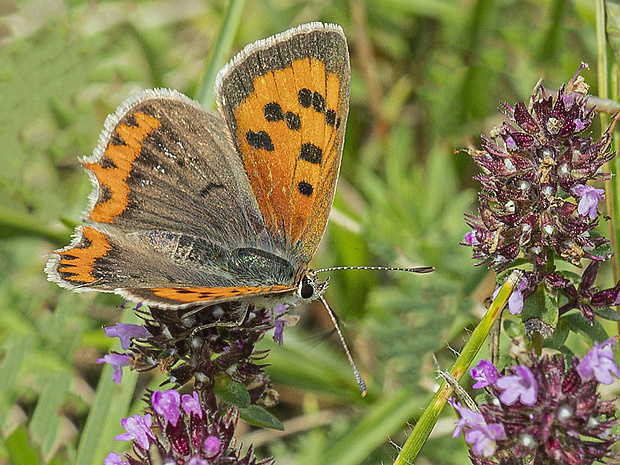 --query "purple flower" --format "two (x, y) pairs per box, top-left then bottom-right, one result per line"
(274, 303), (299, 345)
(496, 365), (538, 405)
(203, 435), (221, 458)
(96, 353), (131, 384)
(573, 184), (605, 220)
(108, 390), (274, 465)
(187, 458), (209, 465)
(449, 399), (486, 437)
(104, 323), (151, 350)
(115, 413), (155, 450)
(463, 231), (479, 246)
(449, 399), (506, 457)
(466, 423), (506, 458)
(152, 390), (181, 427)
(181, 391), (202, 419)
(464, 67), (617, 277)
(103, 452), (129, 465)
(492, 277), (527, 315)
(577, 339), (619, 385)
(508, 278), (528, 315)
(456, 352), (620, 464)
(471, 360), (499, 389)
